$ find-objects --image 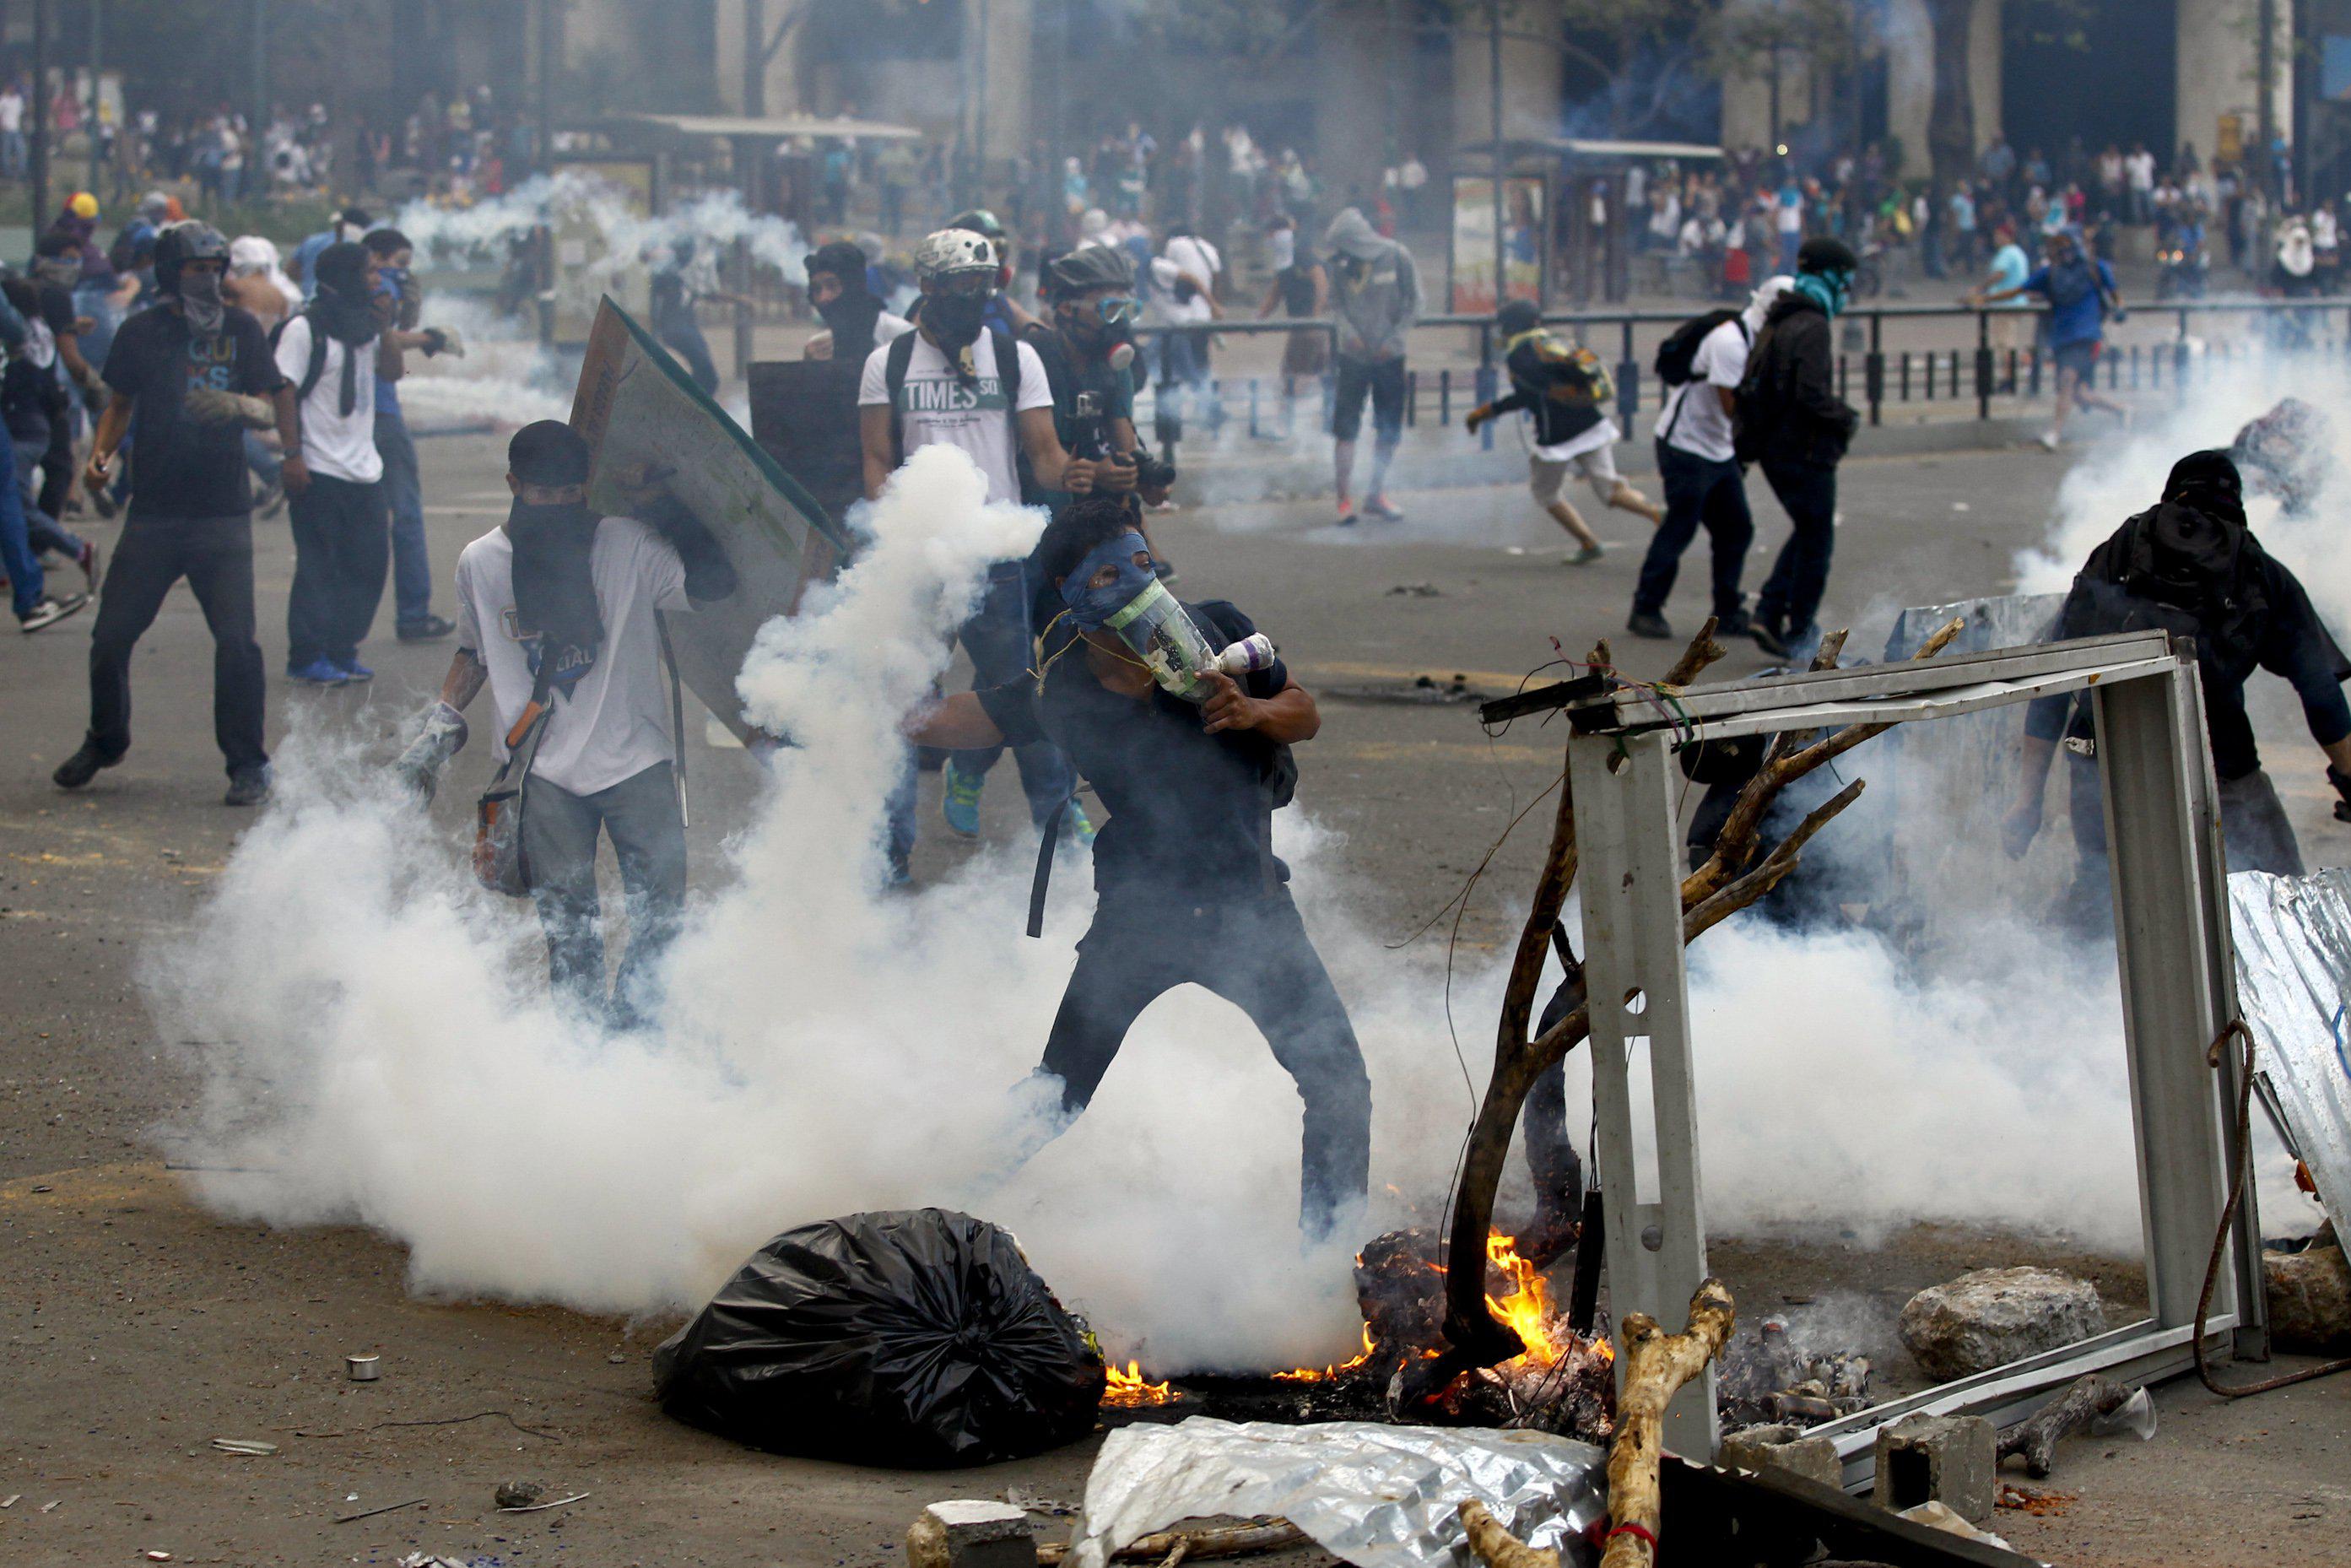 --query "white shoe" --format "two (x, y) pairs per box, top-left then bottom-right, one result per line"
(18, 592), (88, 632)
(2037, 430), (2060, 451)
